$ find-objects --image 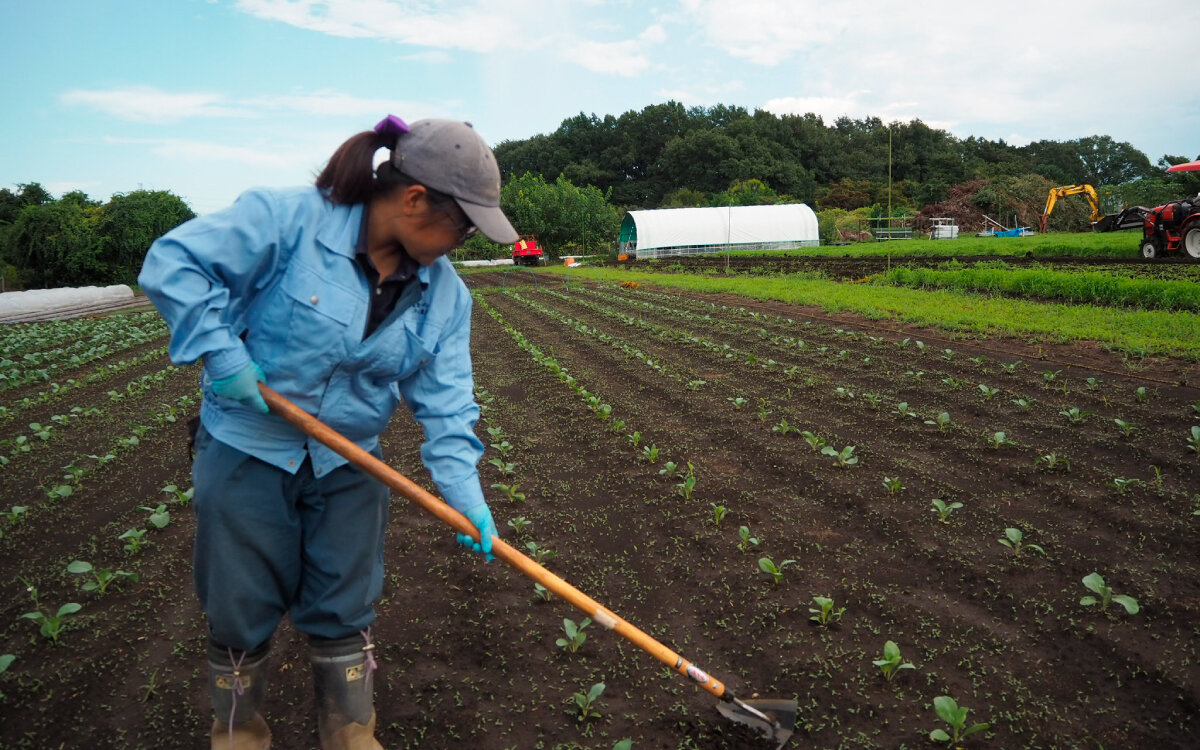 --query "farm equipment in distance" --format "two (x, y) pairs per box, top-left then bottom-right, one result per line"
(1039, 184), (1103, 233)
(512, 235), (546, 266)
(1135, 197), (1200, 260)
